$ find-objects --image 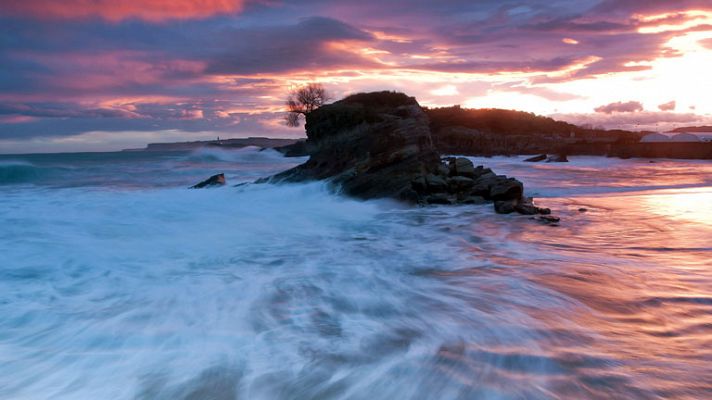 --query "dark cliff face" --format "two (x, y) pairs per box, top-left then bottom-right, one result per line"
(264, 91), (549, 215)
(269, 91), (441, 199)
